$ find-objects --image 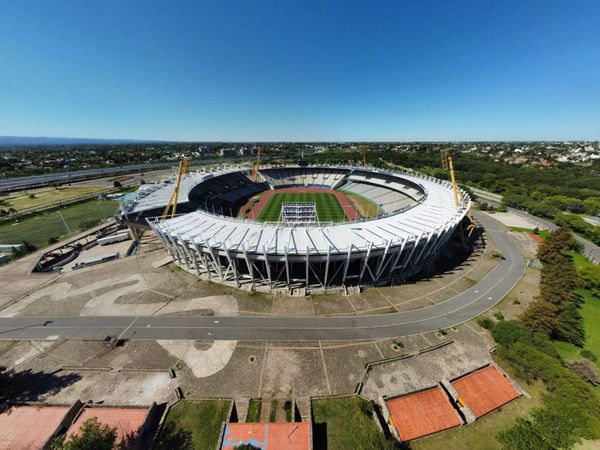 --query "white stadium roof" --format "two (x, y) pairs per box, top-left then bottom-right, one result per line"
(145, 165), (468, 256)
